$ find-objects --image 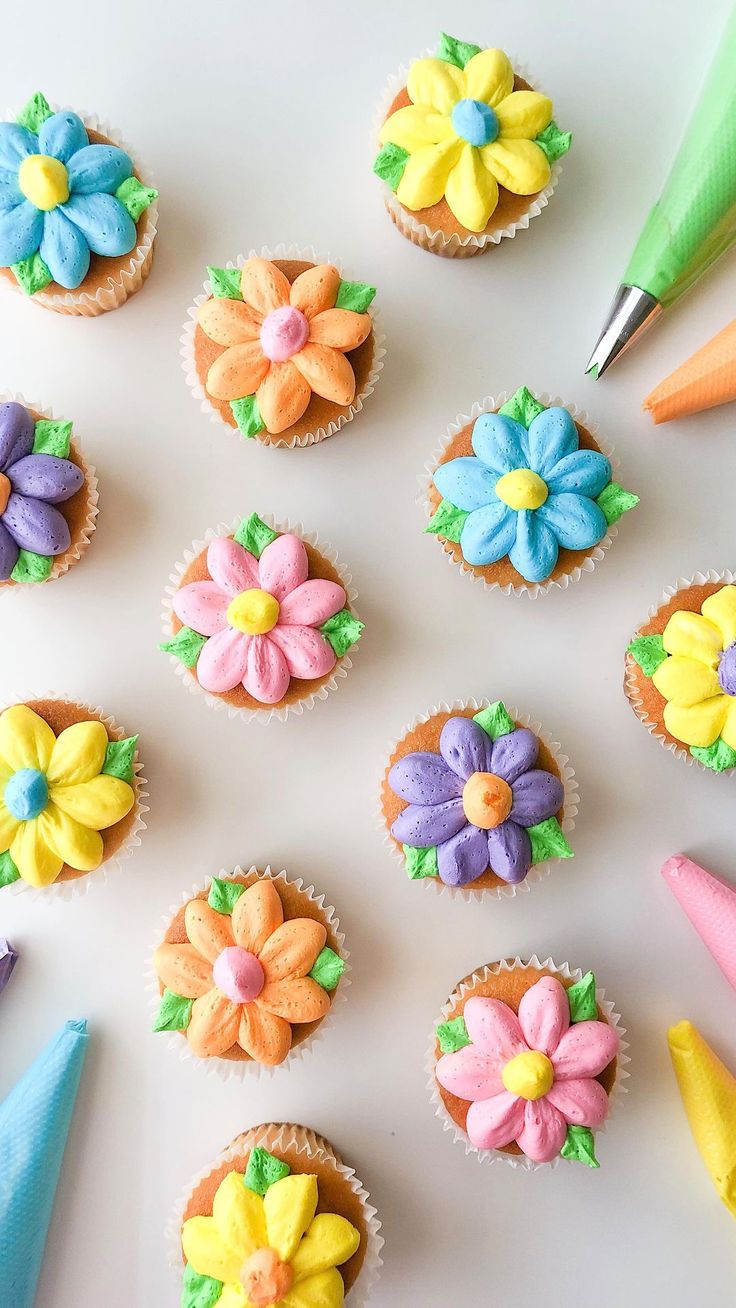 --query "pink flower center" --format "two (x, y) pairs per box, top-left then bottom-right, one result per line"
(212, 946), (264, 1003)
(241, 1248), (293, 1306)
(260, 305), (309, 361)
